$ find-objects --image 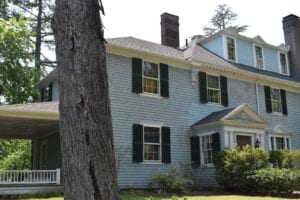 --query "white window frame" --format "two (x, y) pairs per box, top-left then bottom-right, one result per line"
(253, 44), (265, 69)
(224, 36), (237, 62)
(206, 74), (221, 104)
(142, 124), (162, 163)
(142, 61), (160, 96)
(270, 88), (282, 114)
(269, 135), (291, 150)
(199, 132), (215, 166)
(278, 52), (290, 75)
